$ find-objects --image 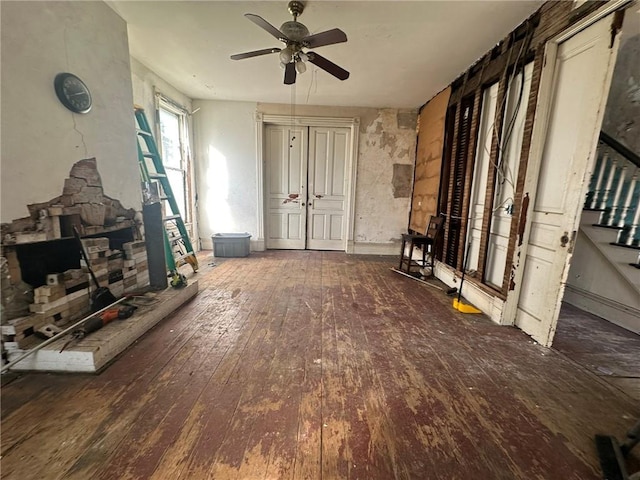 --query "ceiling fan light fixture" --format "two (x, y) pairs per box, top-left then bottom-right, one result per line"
(279, 47), (293, 64)
(232, 3), (349, 86)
